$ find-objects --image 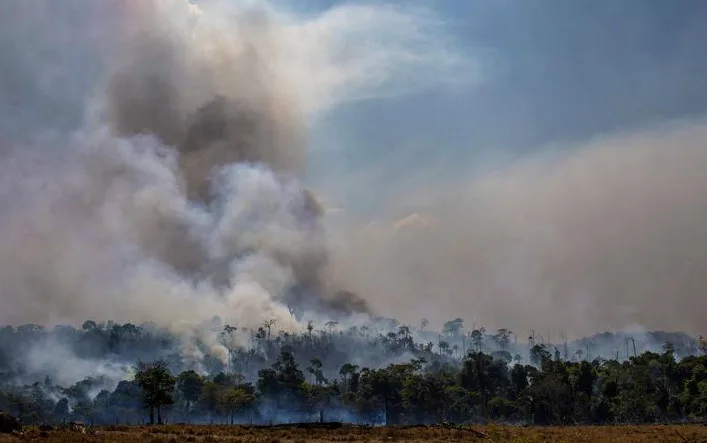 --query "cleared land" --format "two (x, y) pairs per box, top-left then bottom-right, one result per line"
(2, 424), (707, 443)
